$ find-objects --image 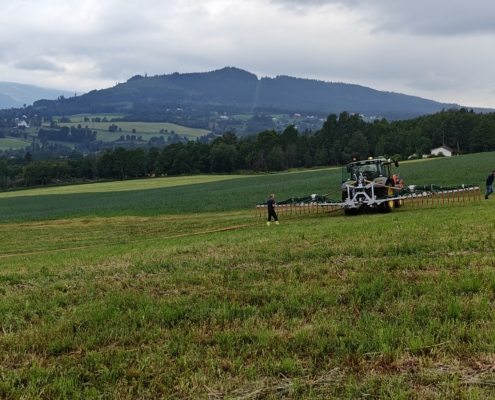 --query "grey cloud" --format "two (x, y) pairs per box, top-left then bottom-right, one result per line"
(269, 0), (350, 14)
(406, 73), (462, 92)
(271, 0), (495, 36)
(1, 0), (495, 107)
(371, 2), (495, 36)
(14, 59), (65, 72)
(270, 0), (360, 7)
